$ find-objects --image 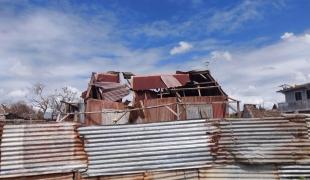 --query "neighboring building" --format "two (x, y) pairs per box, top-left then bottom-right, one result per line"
(81, 69), (231, 125)
(277, 83), (310, 113)
(242, 104), (281, 118)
